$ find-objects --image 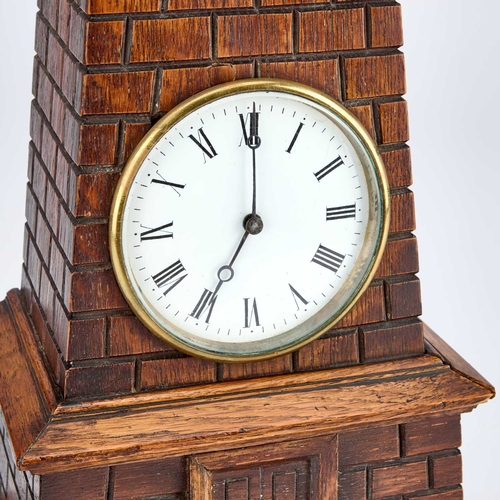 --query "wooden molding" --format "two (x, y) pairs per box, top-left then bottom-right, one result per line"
(0, 290), (494, 475)
(0, 290), (58, 462)
(423, 322), (495, 395)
